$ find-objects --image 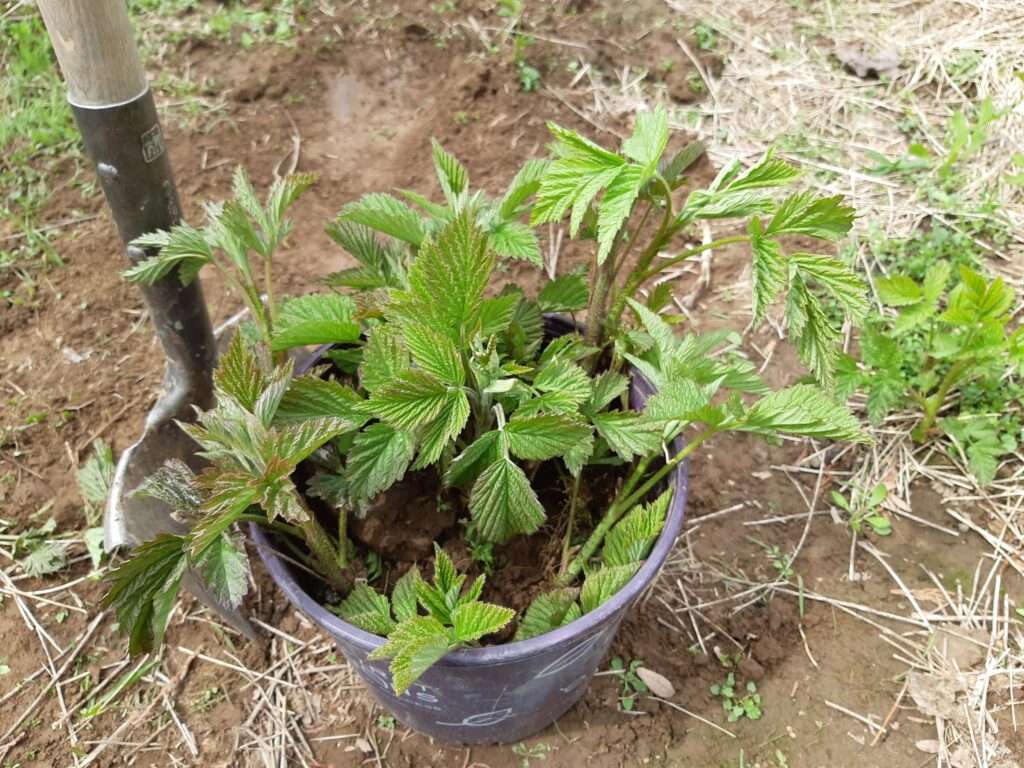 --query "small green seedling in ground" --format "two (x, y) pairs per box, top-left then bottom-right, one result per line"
(12, 517), (67, 578)
(78, 439), (116, 570)
(710, 672), (763, 722)
(839, 263), (1023, 484)
(693, 22), (718, 51)
(748, 537), (794, 579)
(608, 656), (648, 711)
(831, 483), (892, 537)
(375, 714), (396, 730)
(80, 658), (159, 720)
(511, 741), (554, 766)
